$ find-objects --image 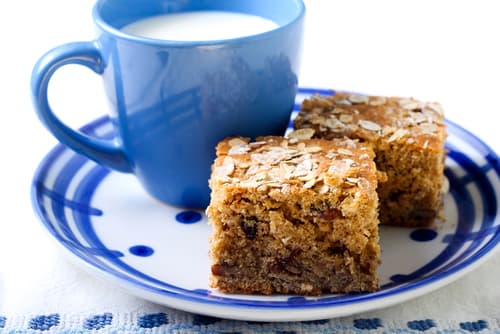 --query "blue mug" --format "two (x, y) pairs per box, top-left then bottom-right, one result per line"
(31, 0), (305, 209)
